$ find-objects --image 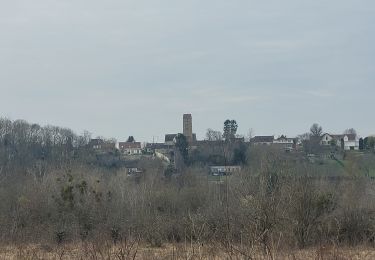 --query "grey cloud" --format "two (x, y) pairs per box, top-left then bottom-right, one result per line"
(0, 0), (374, 141)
